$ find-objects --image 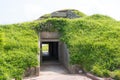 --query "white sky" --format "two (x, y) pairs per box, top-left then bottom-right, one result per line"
(0, 0), (120, 24)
